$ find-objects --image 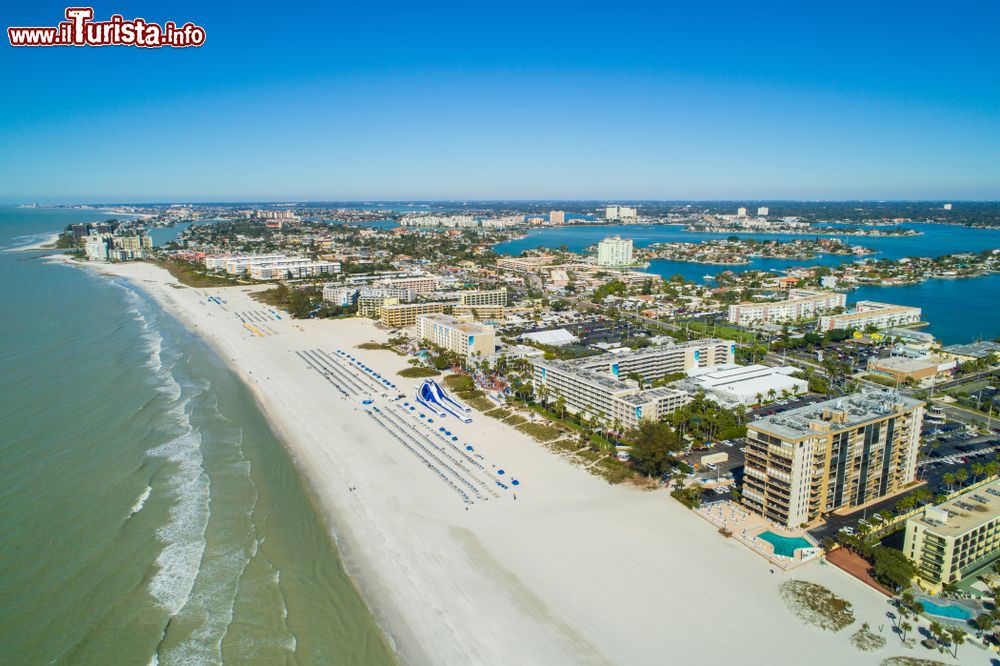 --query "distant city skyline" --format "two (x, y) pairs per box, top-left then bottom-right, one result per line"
(2, 1), (999, 202)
